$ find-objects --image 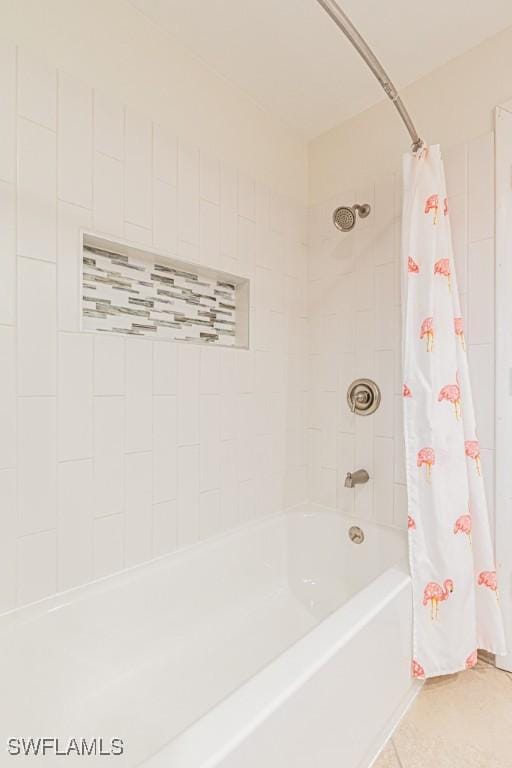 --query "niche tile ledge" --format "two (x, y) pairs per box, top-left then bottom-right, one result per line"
(80, 232), (249, 348)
